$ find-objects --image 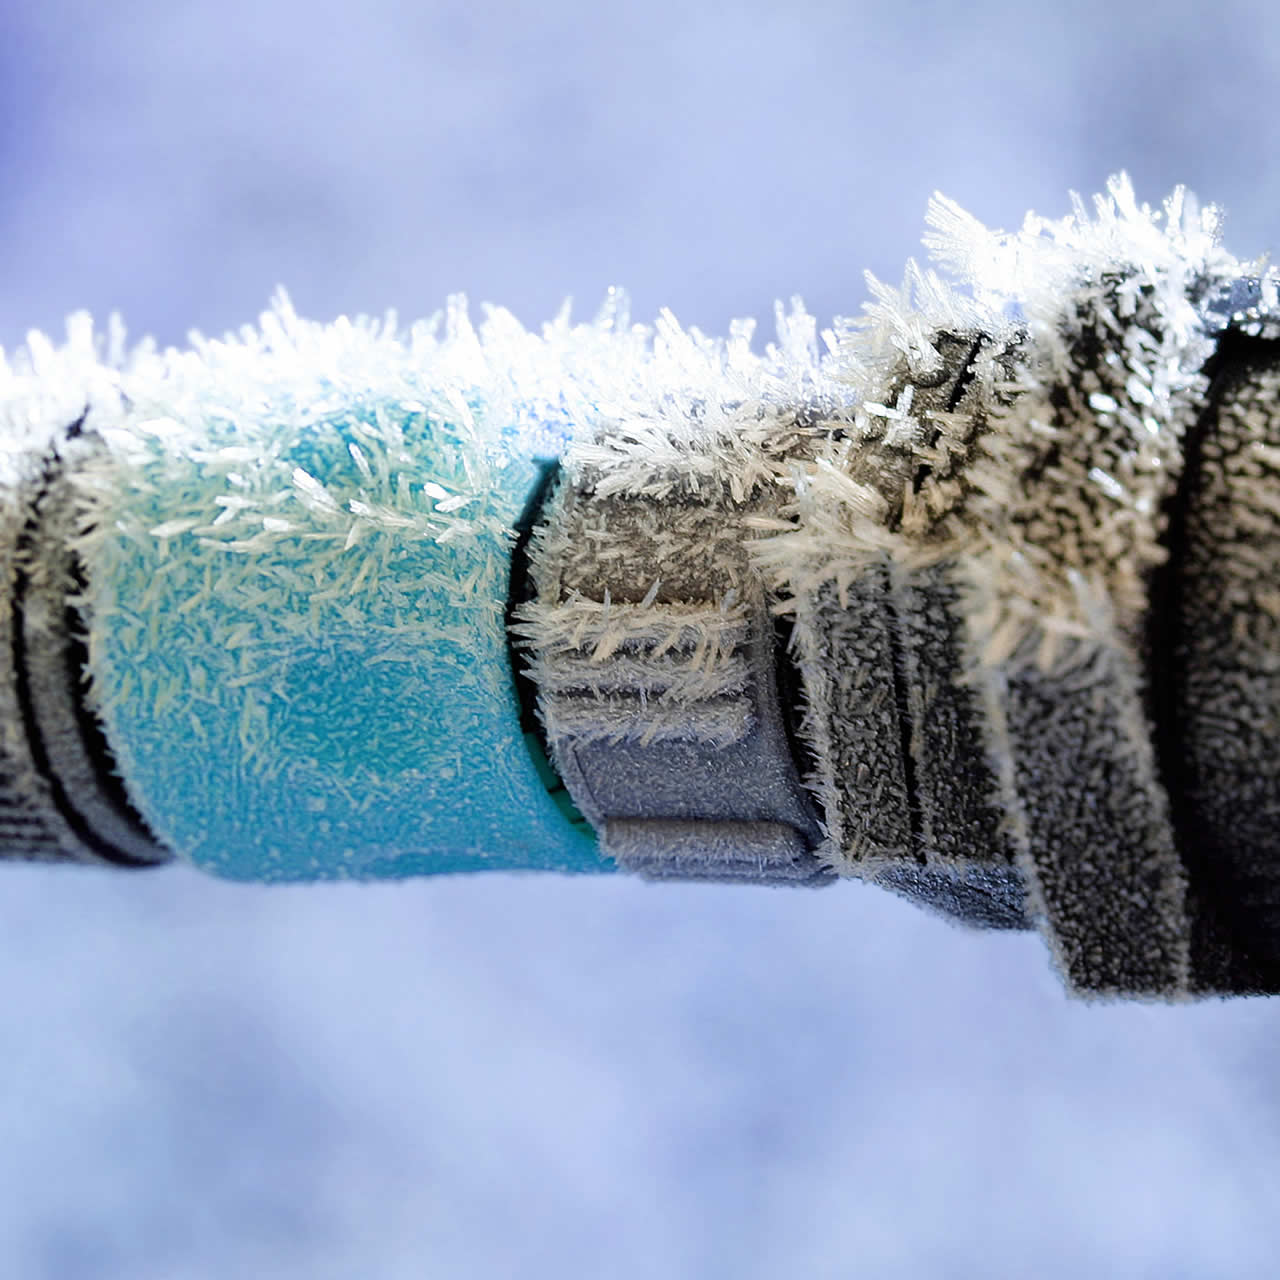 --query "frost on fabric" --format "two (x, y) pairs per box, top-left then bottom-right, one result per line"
(0, 314), (139, 837)
(10, 291), (691, 874)
(753, 174), (1266, 675)
(0, 285), (840, 869)
(62, 296), (544, 760)
(0, 313), (132, 600)
(510, 295), (845, 758)
(48, 289), (826, 748)
(514, 174), (1270, 687)
(1, 173), (1271, 884)
(559, 299), (843, 501)
(2, 178), (1259, 699)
